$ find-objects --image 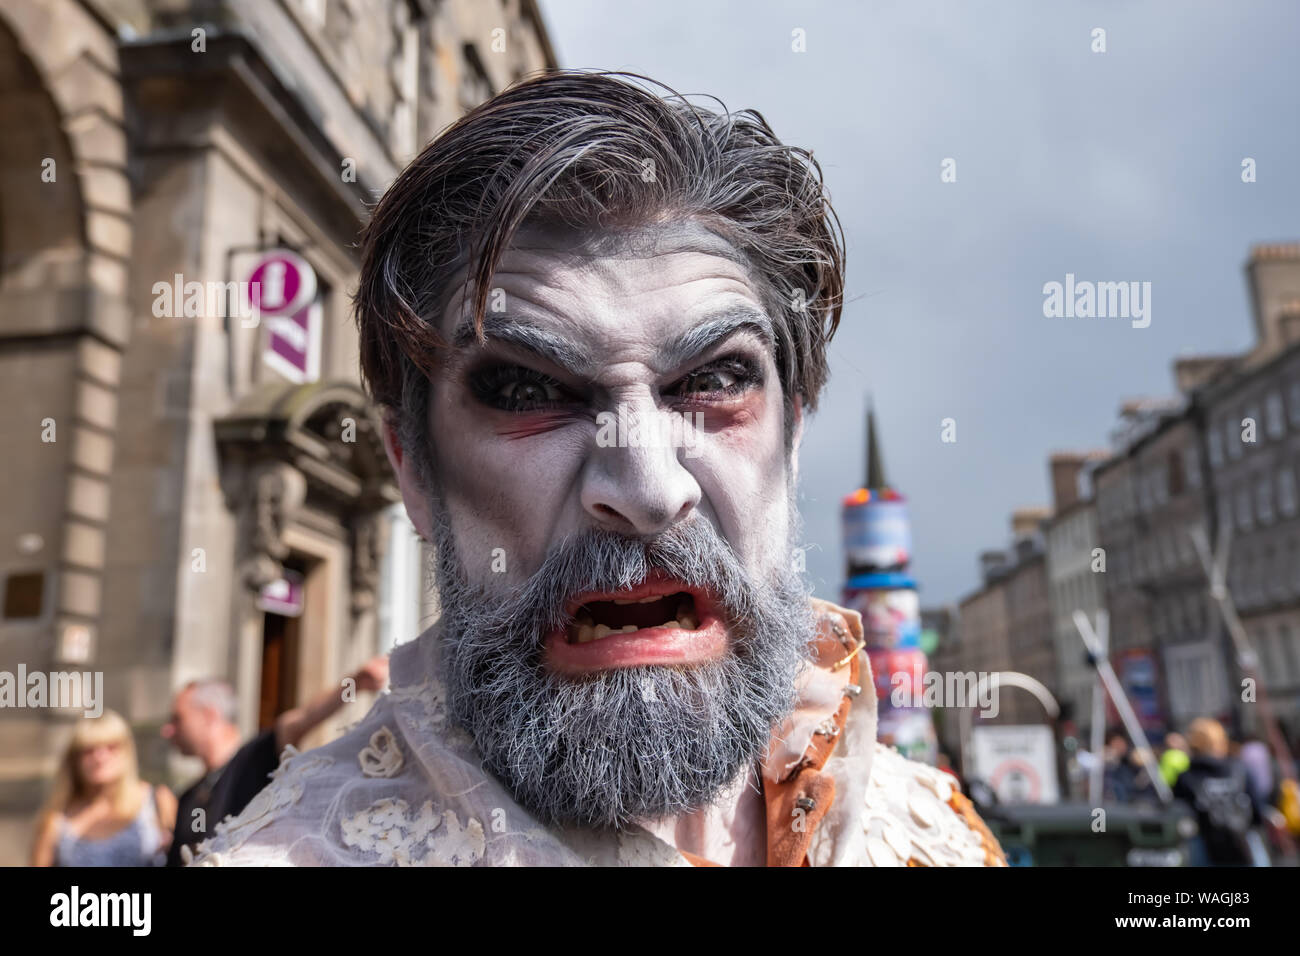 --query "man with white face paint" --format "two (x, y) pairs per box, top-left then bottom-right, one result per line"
(190, 71), (1005, 867)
